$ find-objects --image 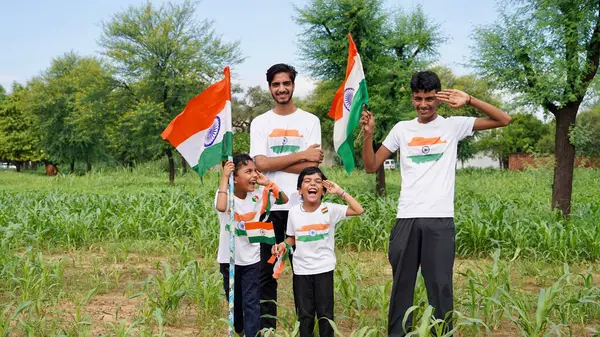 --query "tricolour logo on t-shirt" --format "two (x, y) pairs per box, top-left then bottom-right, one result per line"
(268, 129), (304, 154)
(296, 224), (329, 242)
(407, 137), (447, 164)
